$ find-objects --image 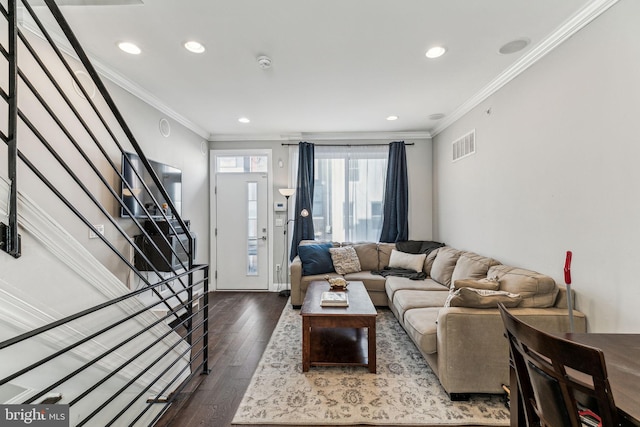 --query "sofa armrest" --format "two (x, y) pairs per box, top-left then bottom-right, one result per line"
(435, 308), (508, 394)
(435, 307), (586, 394)
(290, 256), (303, 307)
